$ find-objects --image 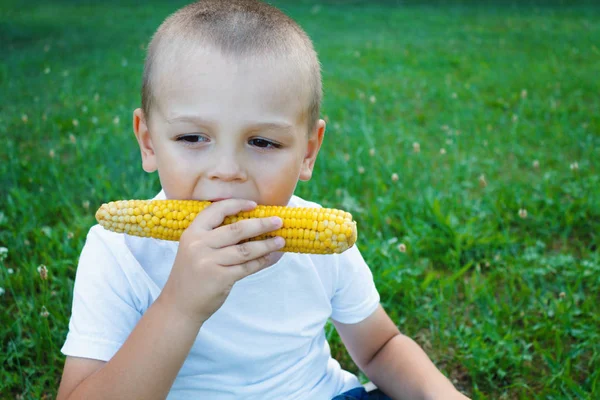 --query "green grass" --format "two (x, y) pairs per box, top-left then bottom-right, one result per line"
(1, 0), (599, 398)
